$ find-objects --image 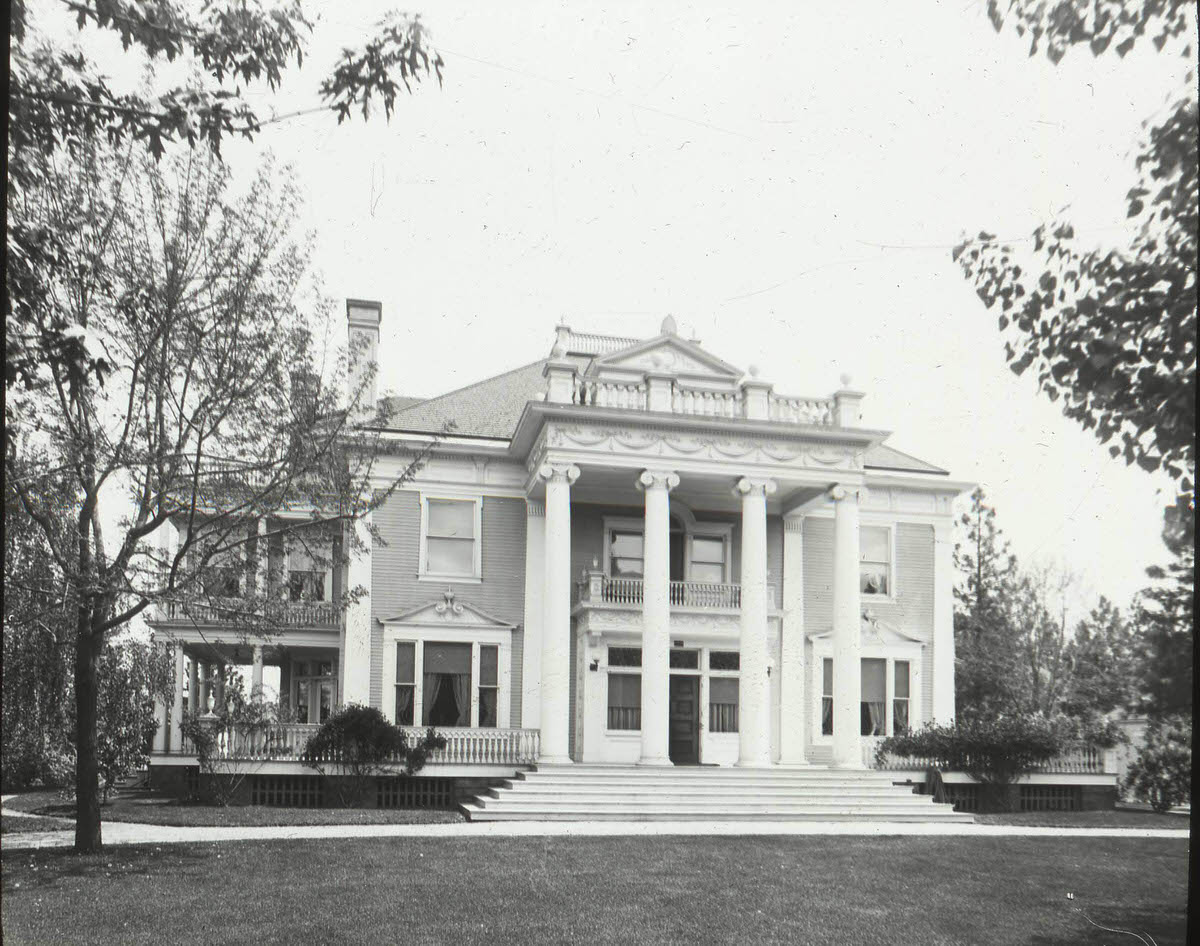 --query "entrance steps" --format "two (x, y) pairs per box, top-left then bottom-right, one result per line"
(461, 764), (973, 823)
